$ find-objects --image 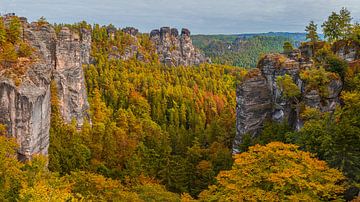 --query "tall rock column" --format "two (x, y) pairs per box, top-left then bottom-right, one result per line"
(233, 69), (272, 153)
(54, 27), (91, 126)
(0, 20), (56, 159)
(150, 27), (207, 66)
